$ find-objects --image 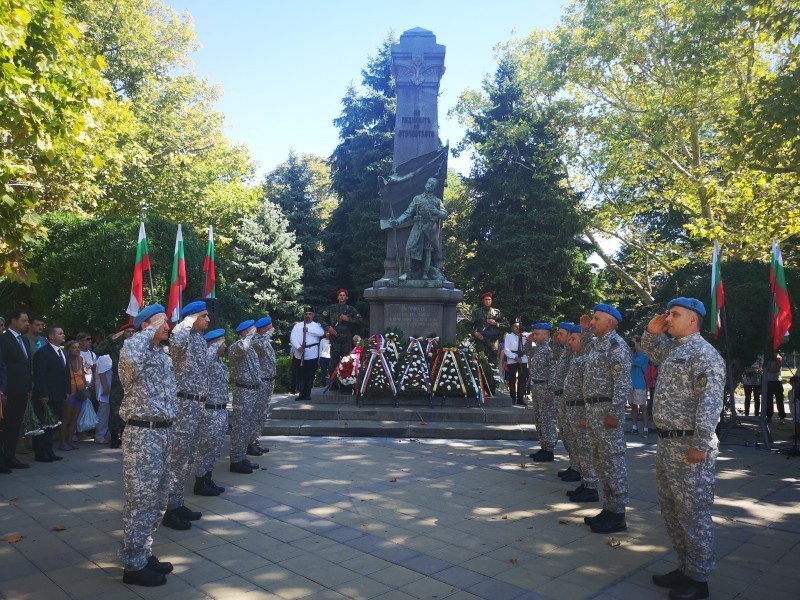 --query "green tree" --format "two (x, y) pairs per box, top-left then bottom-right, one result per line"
(325, 34), (396, 306)
(225, 201), (303, 334)
(261, 151), (335, 309)
(440, 169), (474, 289)
(453, 53), (597, 322)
